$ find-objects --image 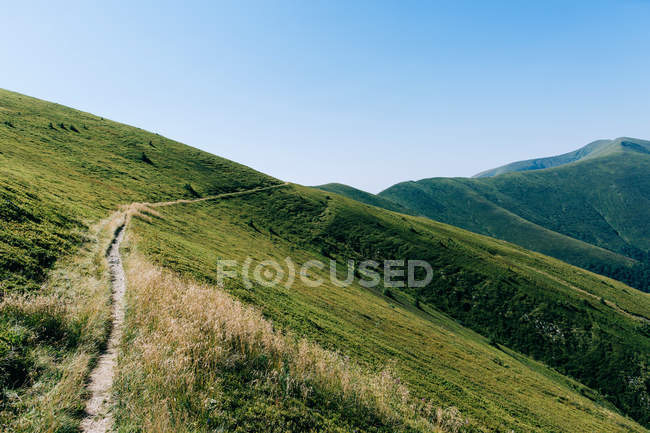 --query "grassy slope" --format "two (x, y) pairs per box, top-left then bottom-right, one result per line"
(0, 88), (278, 429)
(116, 247), (476, 433)
(1, 89), (648, 432)
(316, 183), (414, 214)
(0, 88), (476, 432)
(0, 88), (278, 293)
(472, 138), (618, 178)
(130, 184), (650, 432)
(379, 139), (650, 291)
(336, 179), (633, 271)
